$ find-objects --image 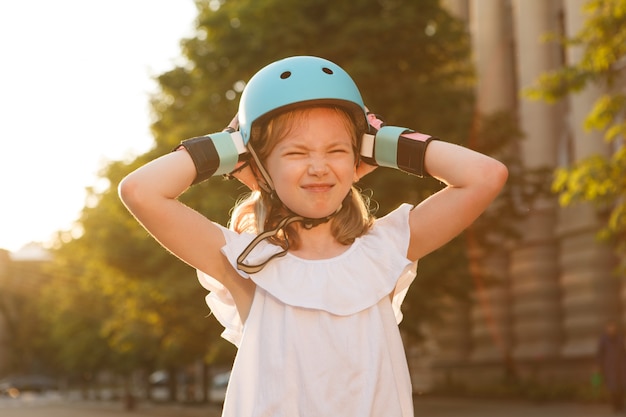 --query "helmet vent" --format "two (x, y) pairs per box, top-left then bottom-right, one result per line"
(322, 67), (333, 75)
(280, 71), (291, 79)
